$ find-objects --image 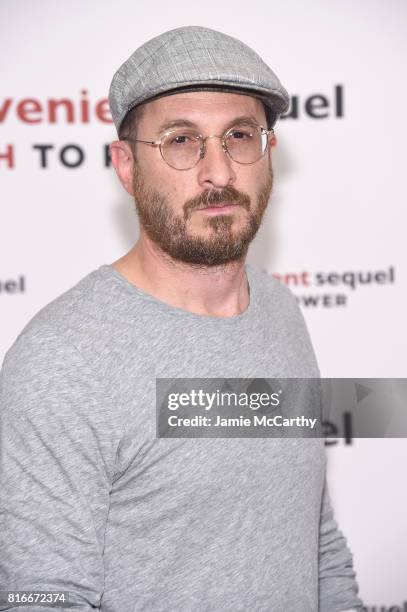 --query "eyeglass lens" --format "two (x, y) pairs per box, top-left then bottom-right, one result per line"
(161, 125), (268, 170)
